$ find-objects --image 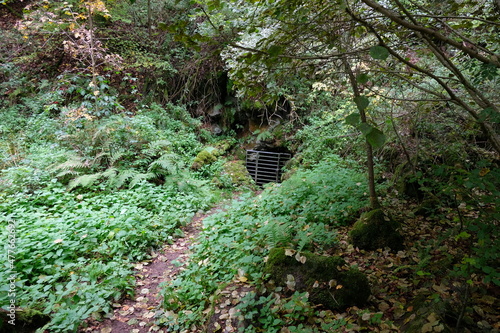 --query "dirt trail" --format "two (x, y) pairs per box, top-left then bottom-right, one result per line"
(80, 208), (215, 333)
